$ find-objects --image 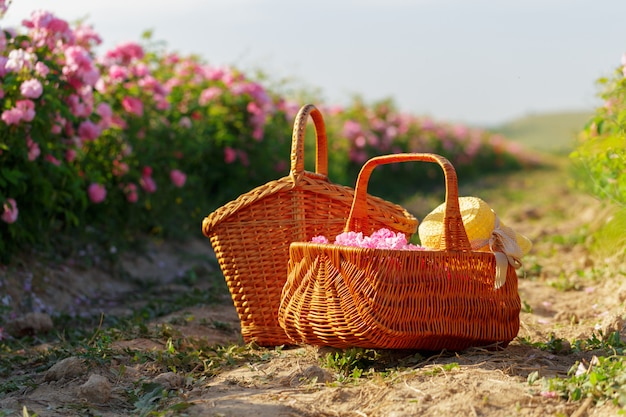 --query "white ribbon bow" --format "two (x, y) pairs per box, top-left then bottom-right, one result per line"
(470, 216), (524, 289)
